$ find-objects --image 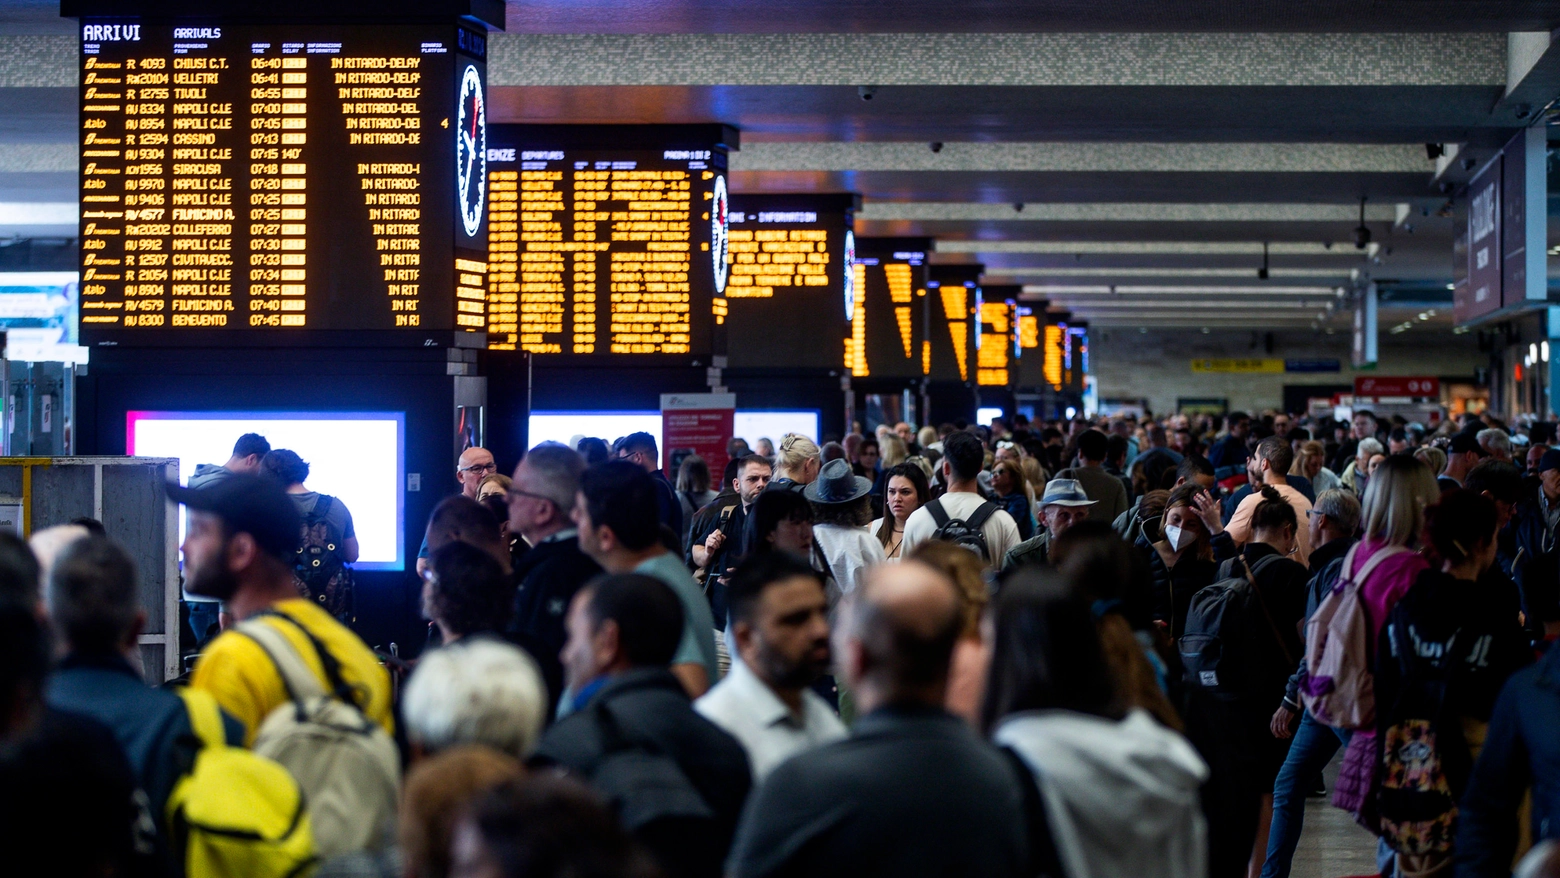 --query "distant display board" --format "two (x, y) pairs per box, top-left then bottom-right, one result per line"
(927, 264), (982, 383)
(77, 20), (489, 345)
(853, 238), (929, 379)
(724, 193), (856, 369)
(484, 125), (734, 356)
(976, 283), (1020, 387)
